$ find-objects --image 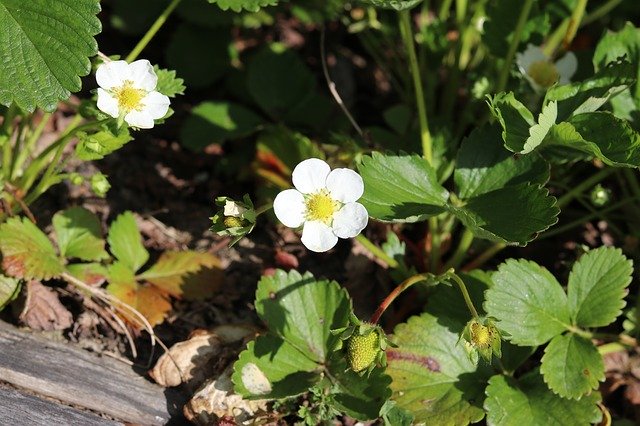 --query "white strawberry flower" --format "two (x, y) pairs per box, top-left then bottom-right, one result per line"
(96, 59), (170, 129)
(516, 44), (577, 91)
(273, 158), (369, 253)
